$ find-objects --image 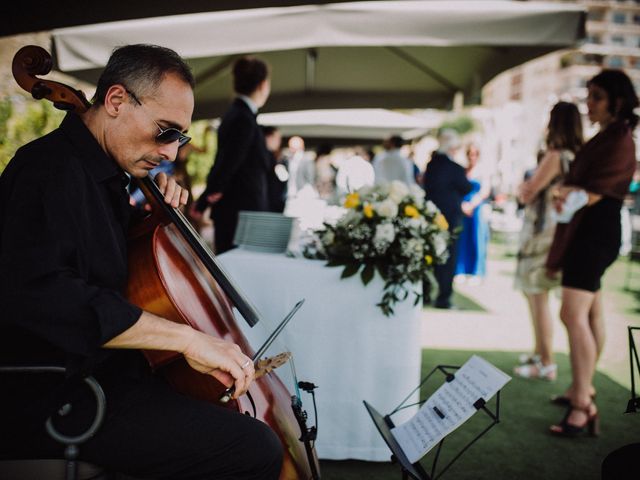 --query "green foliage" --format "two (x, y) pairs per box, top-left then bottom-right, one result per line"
(0, 95), (65, 173)
(439, 115), (476, 135)
(0, 98), (12, 170)
(185, 120), (216, 185)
